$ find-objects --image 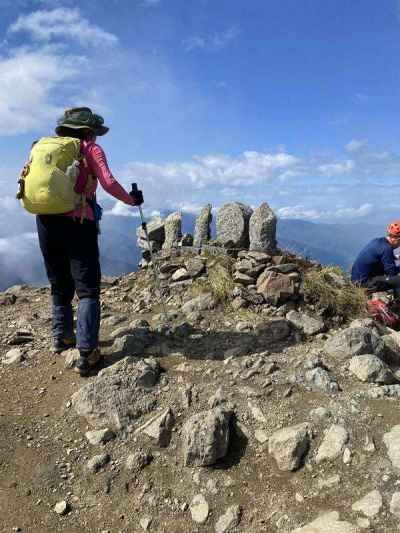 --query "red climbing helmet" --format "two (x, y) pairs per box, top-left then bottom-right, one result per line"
(387, 220), (400, 237)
